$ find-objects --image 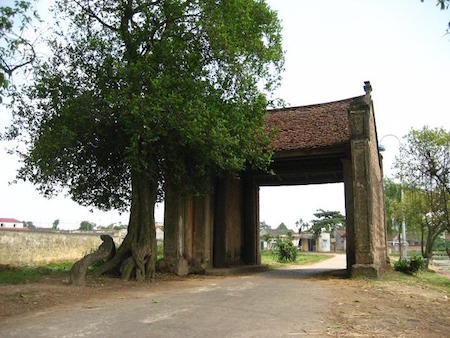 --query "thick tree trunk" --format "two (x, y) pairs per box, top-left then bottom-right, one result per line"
(94, 171), (158, 281)
(423, 232), (437, 270)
